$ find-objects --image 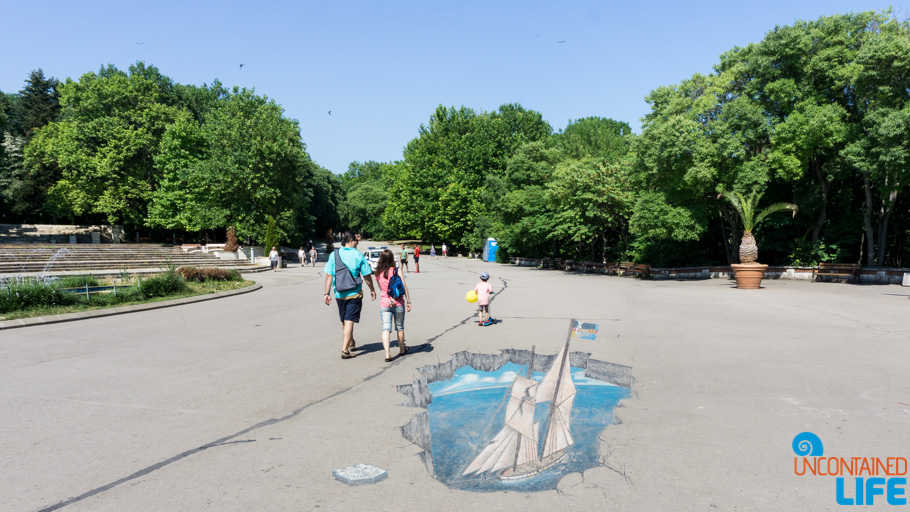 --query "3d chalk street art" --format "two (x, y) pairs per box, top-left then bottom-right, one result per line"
(397, 320), (633, 492)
